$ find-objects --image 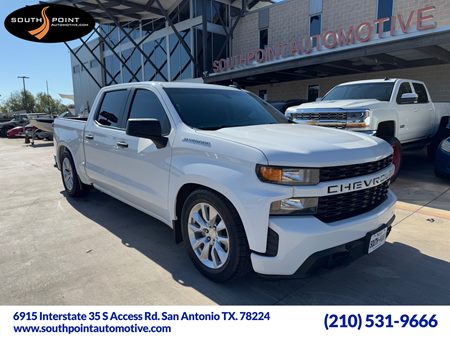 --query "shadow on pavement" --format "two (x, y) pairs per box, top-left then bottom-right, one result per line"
(64, 189), (450, 305)
(28, 142), (54, 148)
(392, 149), (450, 210)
